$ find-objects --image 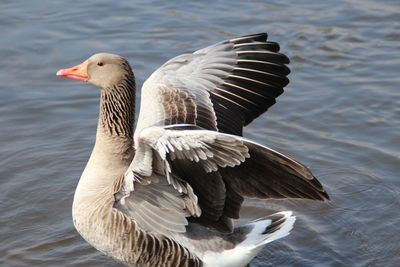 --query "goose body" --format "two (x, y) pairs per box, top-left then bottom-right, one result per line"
(57, 33), (329, 267)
